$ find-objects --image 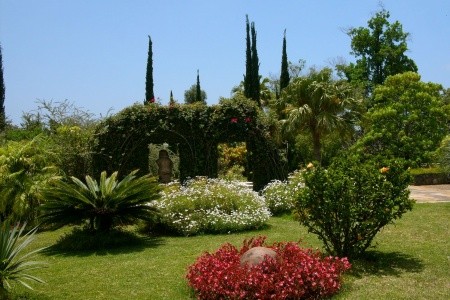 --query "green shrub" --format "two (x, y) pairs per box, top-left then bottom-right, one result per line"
(40, 170), (160, 232)
(261, 170), (304, 215)
(295, 156), (414, 258)
(153, 178), (270, 235)
(0, 222), (47, 297)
